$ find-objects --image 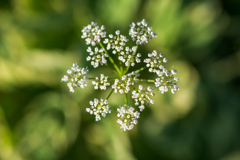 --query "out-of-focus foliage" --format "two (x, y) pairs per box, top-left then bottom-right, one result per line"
(0, 0), (240, 160)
